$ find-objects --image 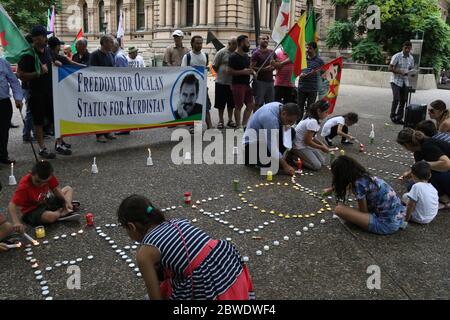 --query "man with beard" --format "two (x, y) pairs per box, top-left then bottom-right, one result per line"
(174, 74), (203, 119)
(251, 35), (275, 110)
(228, 35), (256, 130)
